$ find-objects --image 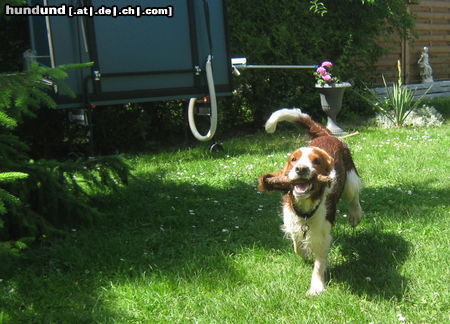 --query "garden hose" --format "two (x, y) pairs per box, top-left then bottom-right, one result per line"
(188, 55), (218, 141)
